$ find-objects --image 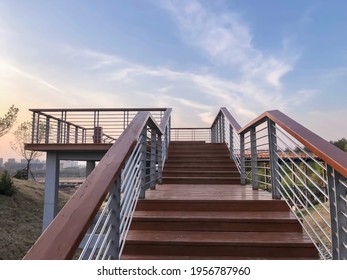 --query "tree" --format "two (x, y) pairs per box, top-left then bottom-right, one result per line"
(10, 121), (45, 180)
(330, 138), (347, 152)
(0, 105), (19, 137)
(0, 170), (16, 196)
